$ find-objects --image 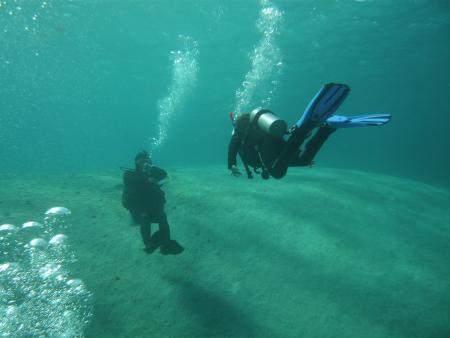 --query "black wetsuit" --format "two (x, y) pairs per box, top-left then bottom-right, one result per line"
(228, 121), (263, 179)
(122, 166), (170, 248)
(228, 119), (336, 179)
